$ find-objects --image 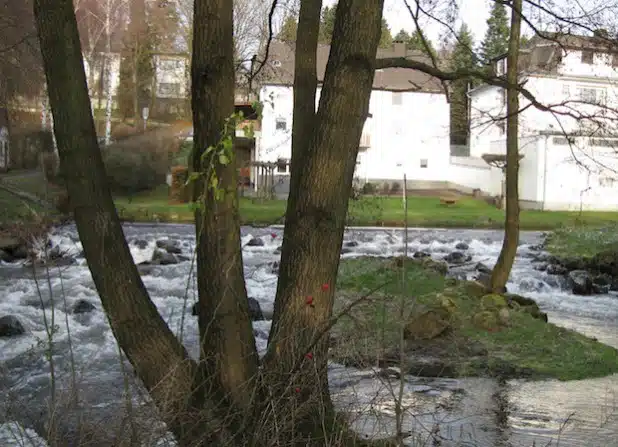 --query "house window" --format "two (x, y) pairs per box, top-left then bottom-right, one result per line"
(392, 92), (403, 105)
(581, 50), (594, 64)
(158, 82), (181, 97)
(553, 136), (572, 145)
(420, 159), (428, 168)
(562, 84), (571, 97)
(591, 138), (618, 148)
(577, 86), (606, 104)
(275, 118), (287, 131)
